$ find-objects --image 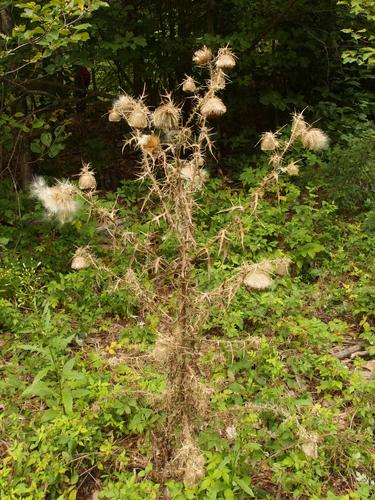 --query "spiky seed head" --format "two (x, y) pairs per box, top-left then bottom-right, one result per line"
(180, 164), (209, 190)
(71, 247), (93, 270)
(291, 112), (307, 138)
(260, 132), (279, 151)
(153, 100), (180, 129)
(302, 128), (329, 151)
(273, 257), (291, 276)
(31, 177), (79, 224)
(127, 102), (148, 129)
(138, 134), (161, 154)
(258, 260), (274, 274)
(216, 48), (236, 70)
(286, 161), (300, 176)
(201, 96), (226, 119)
(112, 94), (137, 117)
(210, 69), (226, 91)
(270, 153), (282, 167)
(182, 76), (197, 93)
(244, 270), (273, 290)
(79, 163), (96, 190)
(193, 46), (212, 65)
(108, 110), (121, 122)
